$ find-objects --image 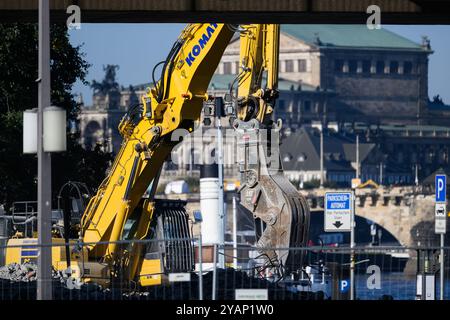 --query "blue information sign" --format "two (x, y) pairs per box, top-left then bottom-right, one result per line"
(435, 175), (446, 203)
(325, 193), (351, 210)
